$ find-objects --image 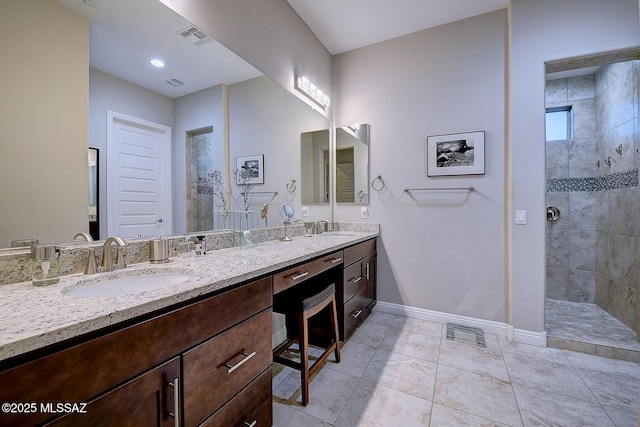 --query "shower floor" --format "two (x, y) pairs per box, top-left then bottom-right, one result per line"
(545, 299), (640, 362)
